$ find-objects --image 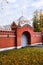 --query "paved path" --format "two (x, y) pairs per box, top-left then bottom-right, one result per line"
(29, 44), (43, 48)
(22, 44), (43, 48)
